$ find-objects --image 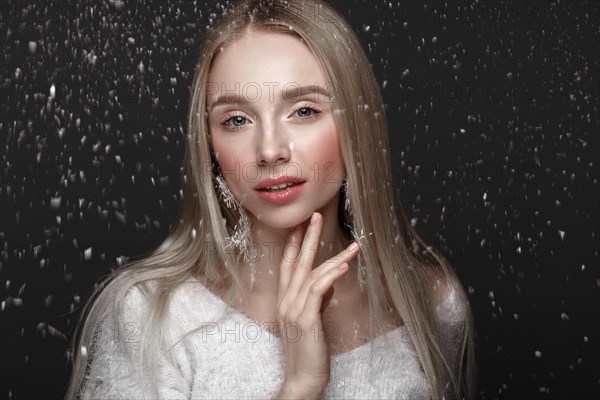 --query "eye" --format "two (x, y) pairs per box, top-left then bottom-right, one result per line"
(296, 107), (314, 118)
(228, 116), (247, 126)
(293, 104), (323, 120)
(220, 113), (249, 130)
